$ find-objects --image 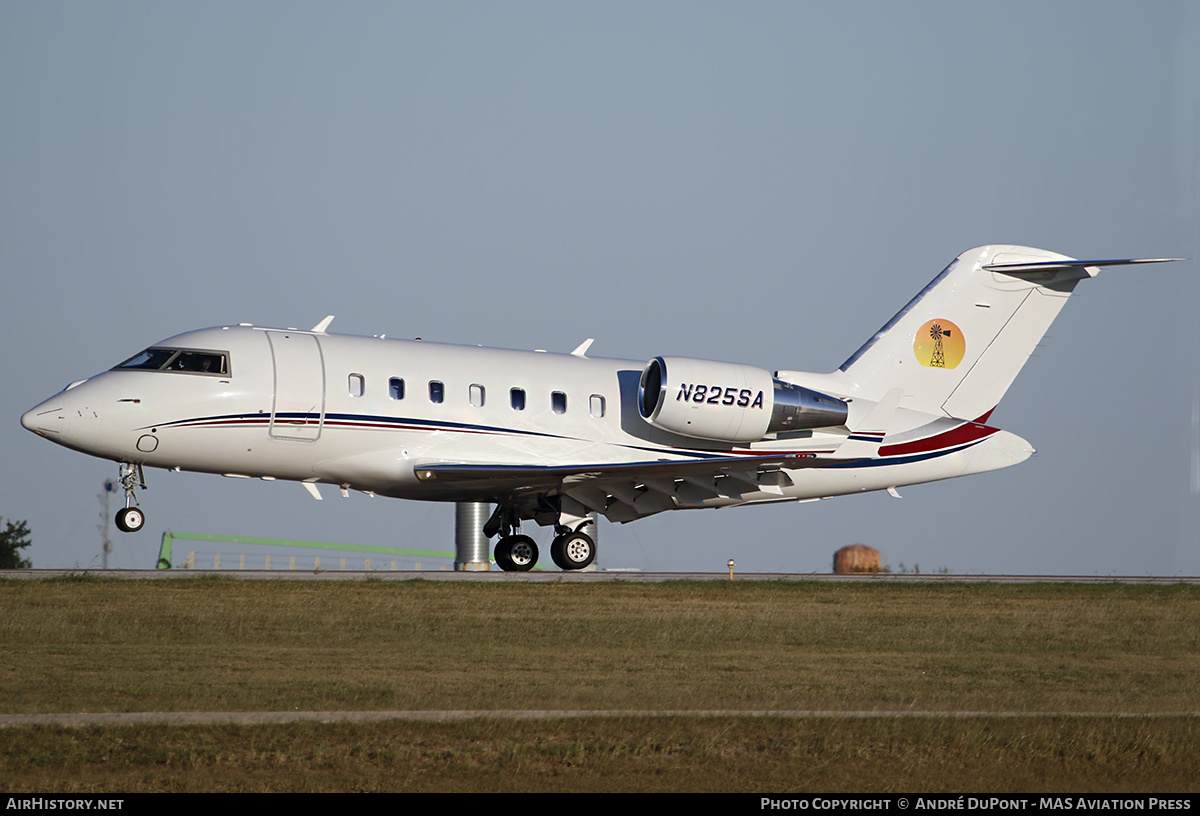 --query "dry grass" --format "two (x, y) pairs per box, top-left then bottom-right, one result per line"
(1, 577), (1197, 791)
(2, 717), (1198, 793)
(2, 578), (1196, 714)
